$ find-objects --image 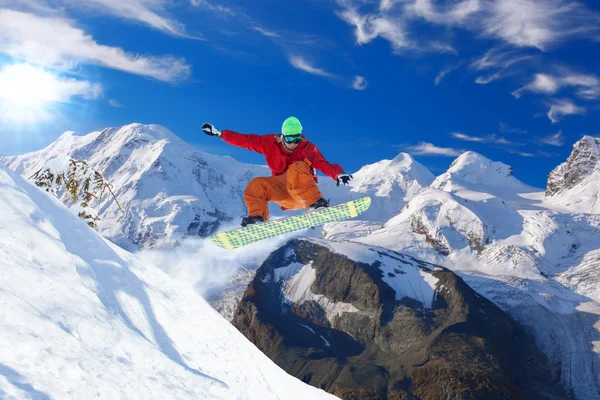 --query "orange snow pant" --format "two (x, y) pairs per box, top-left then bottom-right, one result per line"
(244, 160), (323, 221)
